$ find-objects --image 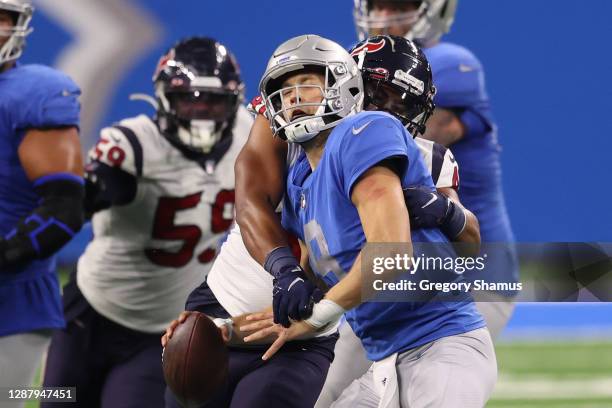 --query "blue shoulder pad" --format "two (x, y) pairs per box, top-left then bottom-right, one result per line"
(15, 65), (81, 132)
(329, 111), (410, 199)
(424, 43), (486, 108)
